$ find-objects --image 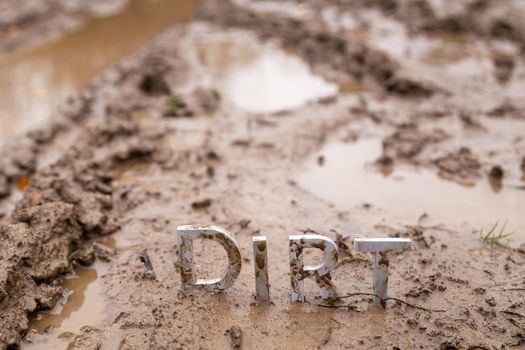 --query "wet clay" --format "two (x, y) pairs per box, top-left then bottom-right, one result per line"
(0, 0), (525, 349)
